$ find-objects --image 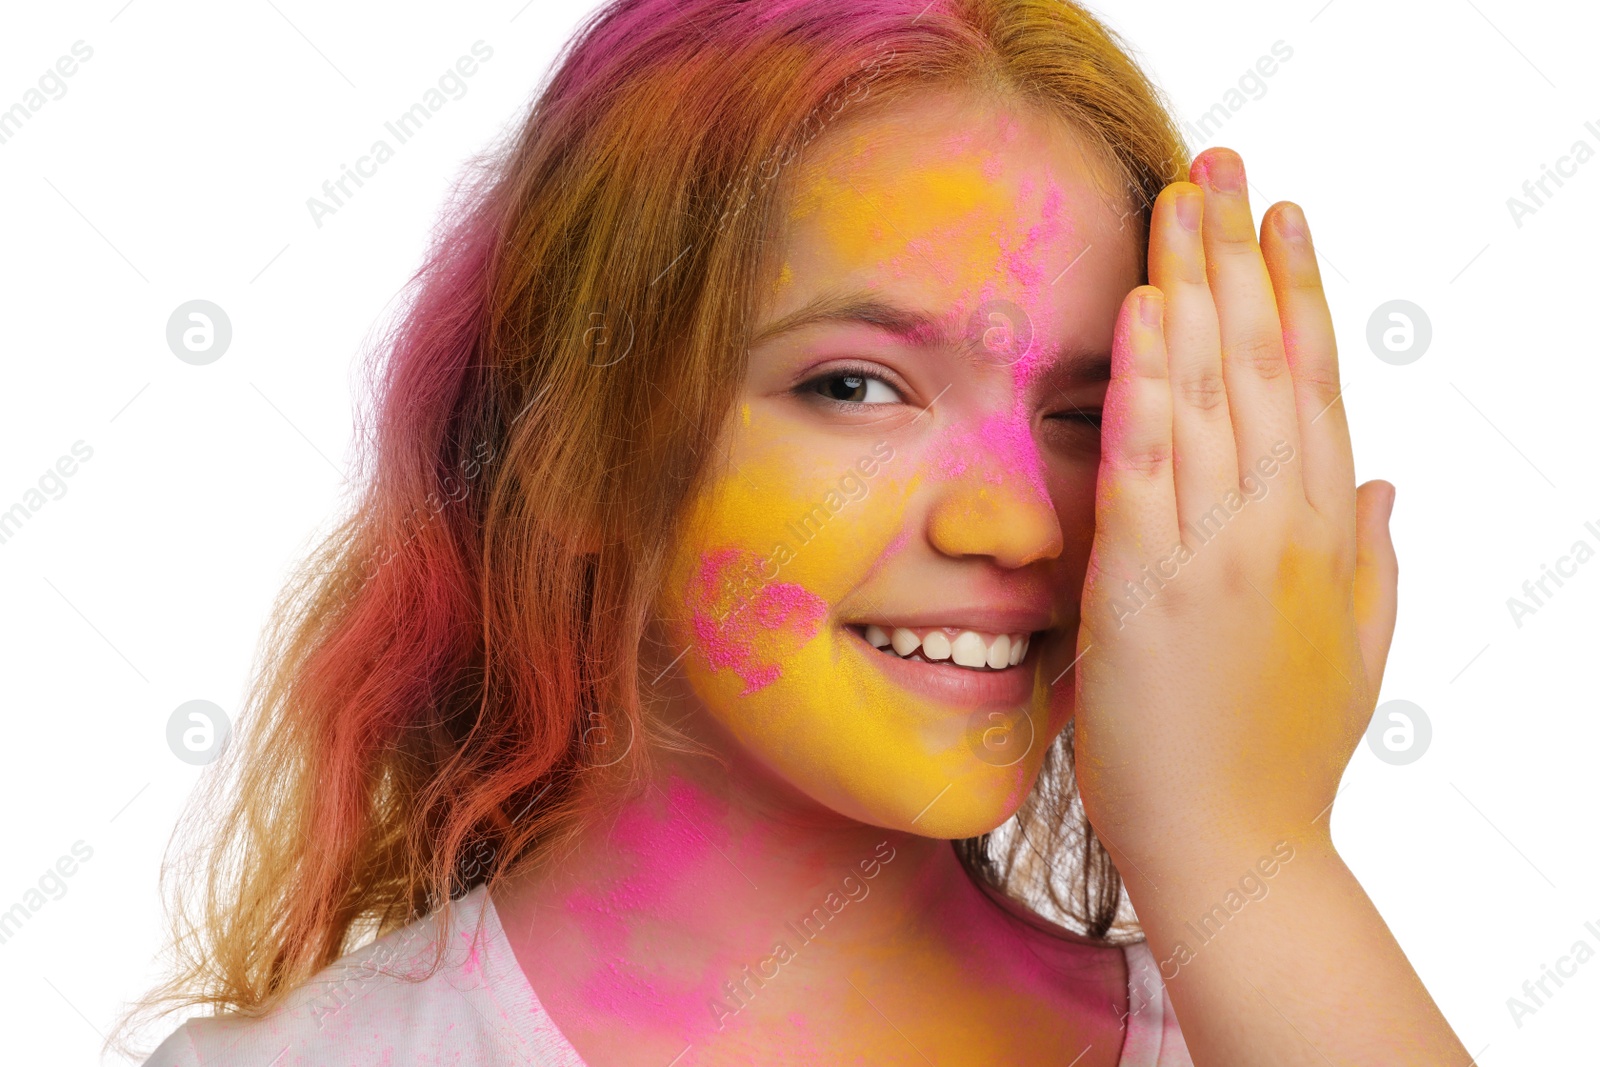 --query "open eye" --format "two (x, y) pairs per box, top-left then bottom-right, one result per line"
(800, 367), (904, 406)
